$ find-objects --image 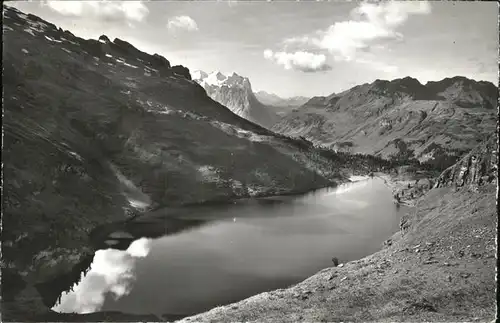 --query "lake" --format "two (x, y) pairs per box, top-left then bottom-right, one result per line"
(51, 177), (408, 319)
